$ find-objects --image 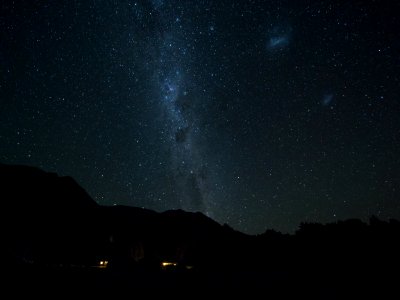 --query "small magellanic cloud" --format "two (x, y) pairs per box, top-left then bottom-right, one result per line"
(322, 94), (334, 106)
